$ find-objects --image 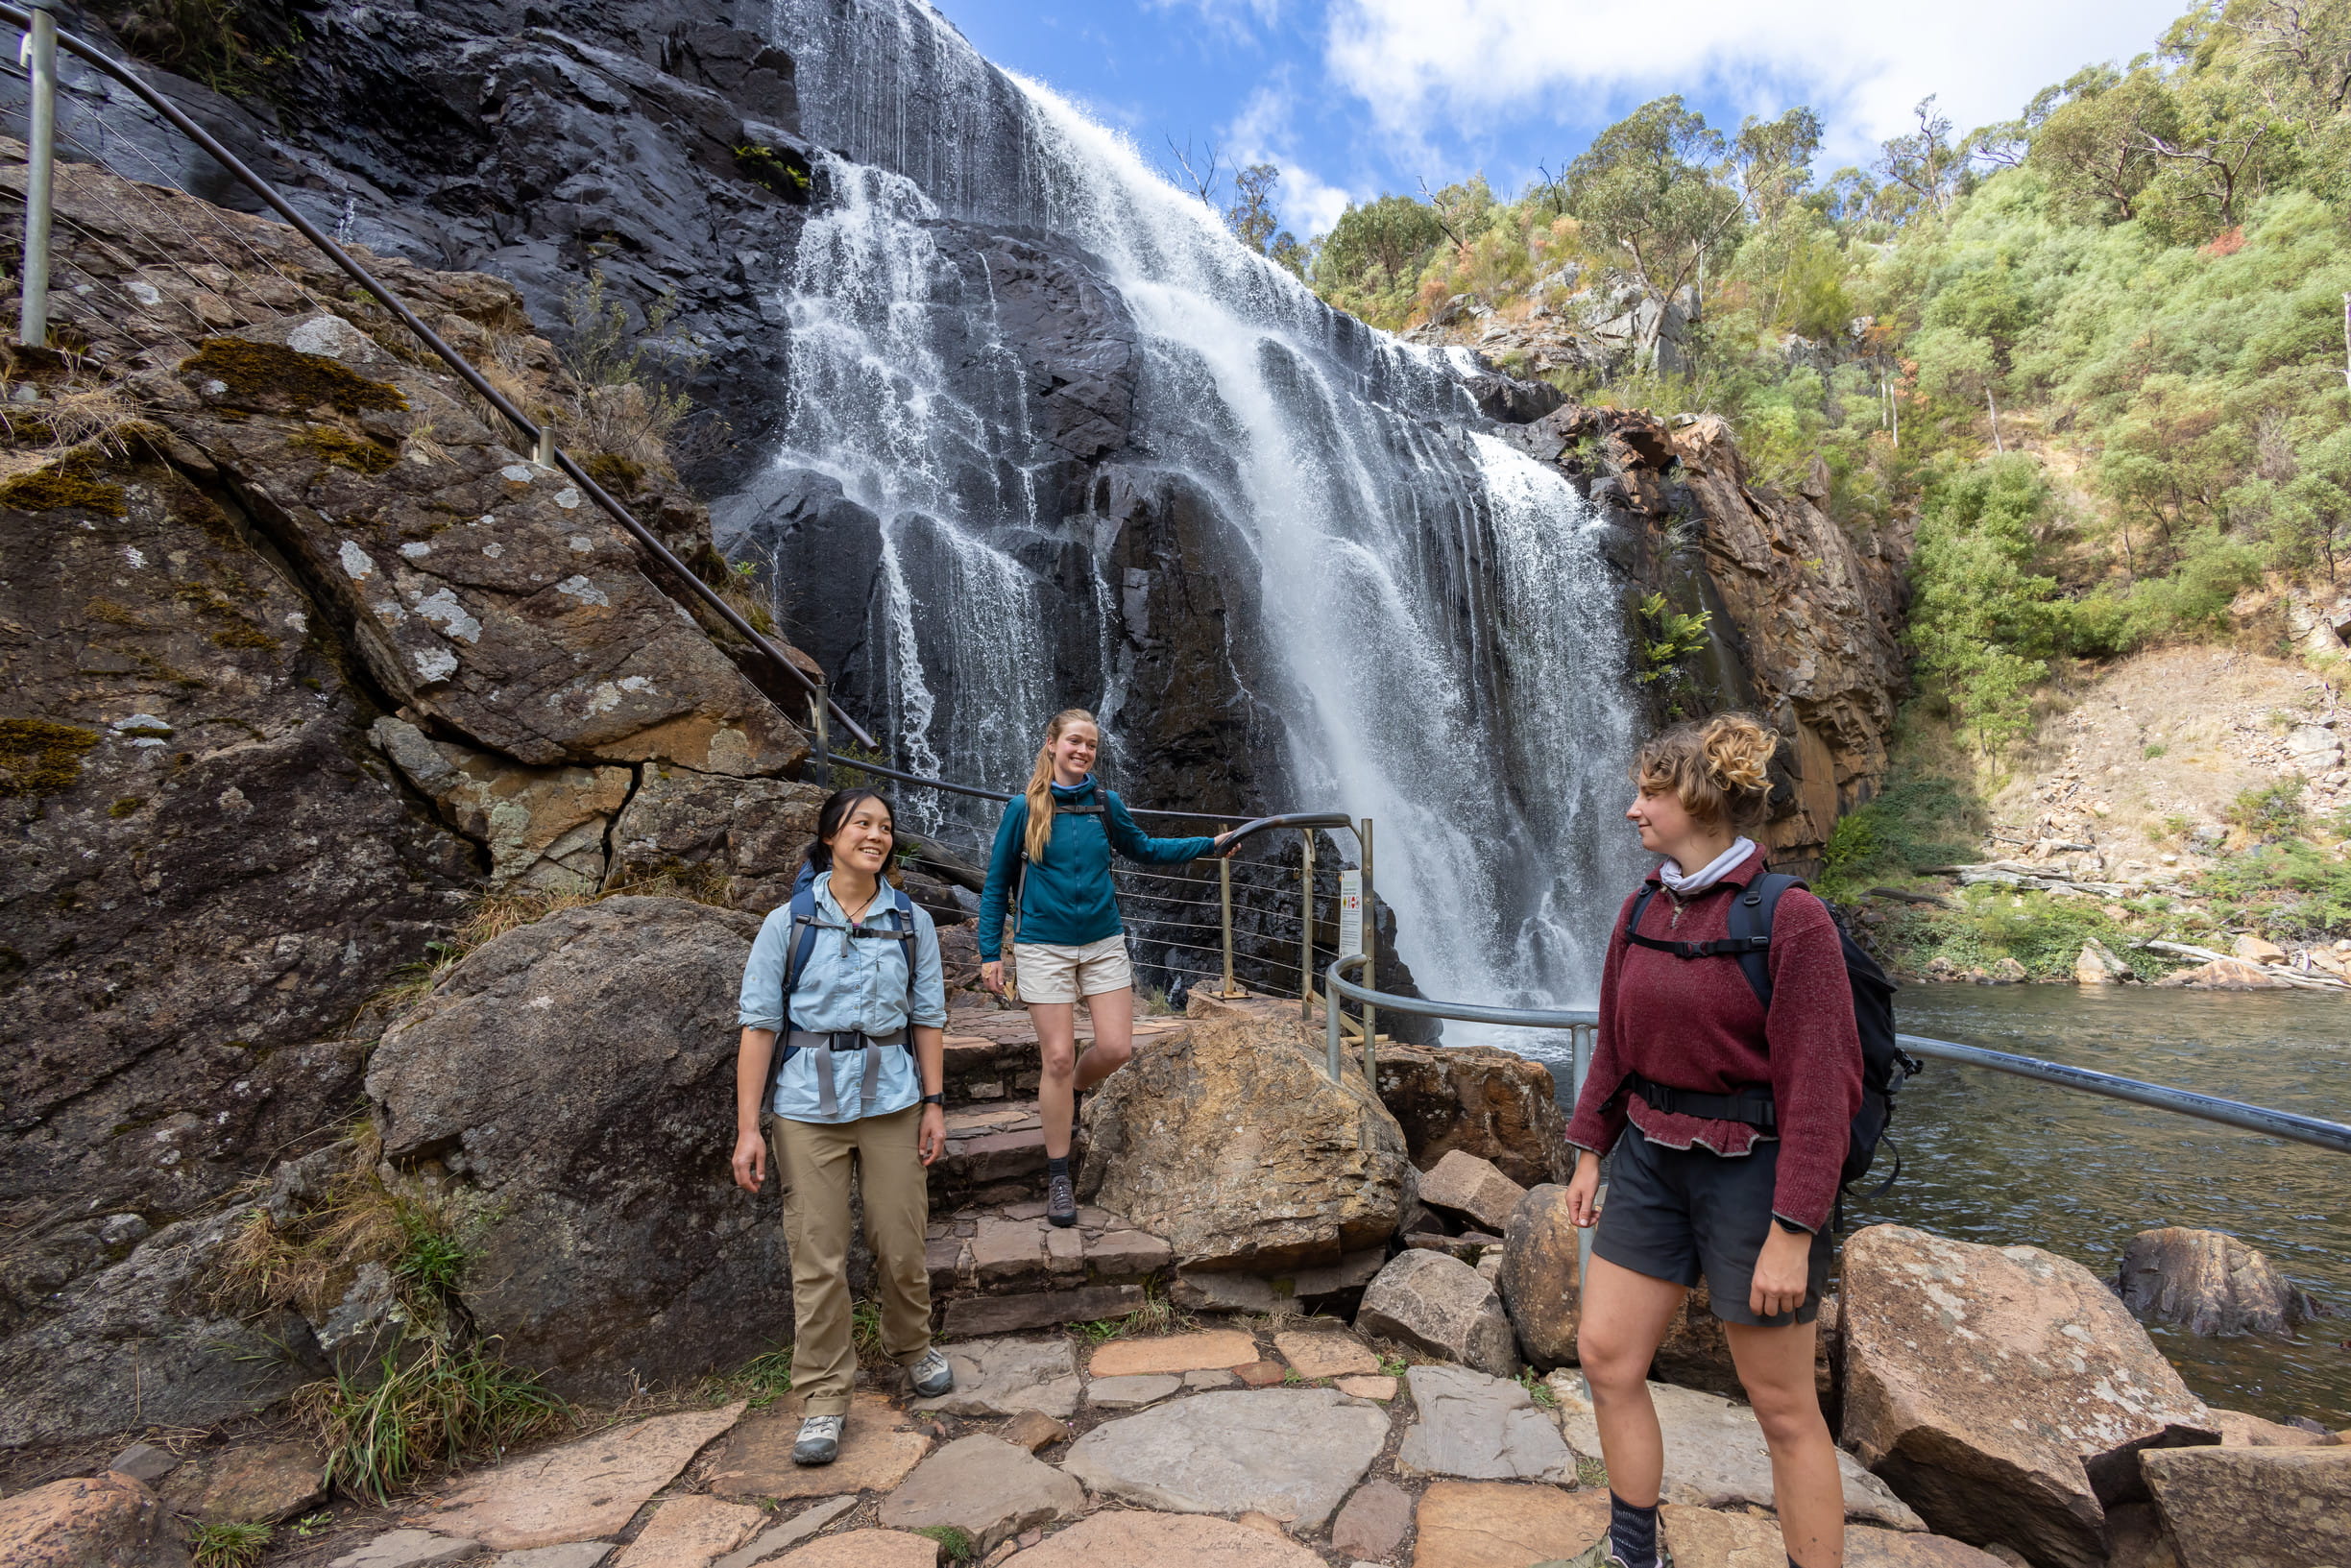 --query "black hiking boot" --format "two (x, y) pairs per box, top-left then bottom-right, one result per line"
(1046, 1170), (1079, 1227)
